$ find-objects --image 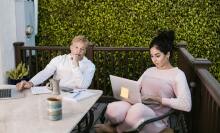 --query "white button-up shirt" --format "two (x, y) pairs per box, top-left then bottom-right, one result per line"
(30, 54), (95, 89)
